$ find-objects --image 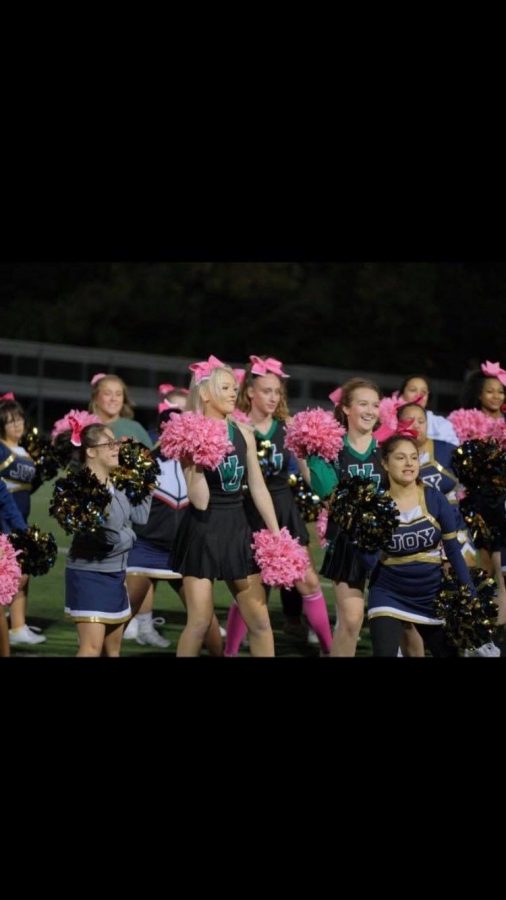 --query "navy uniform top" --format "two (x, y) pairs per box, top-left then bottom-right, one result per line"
(418, 438), (459, 504)
(0, 441), (40, 519)
(367, 485), (475, 624)
(0, 478), (28, 533)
